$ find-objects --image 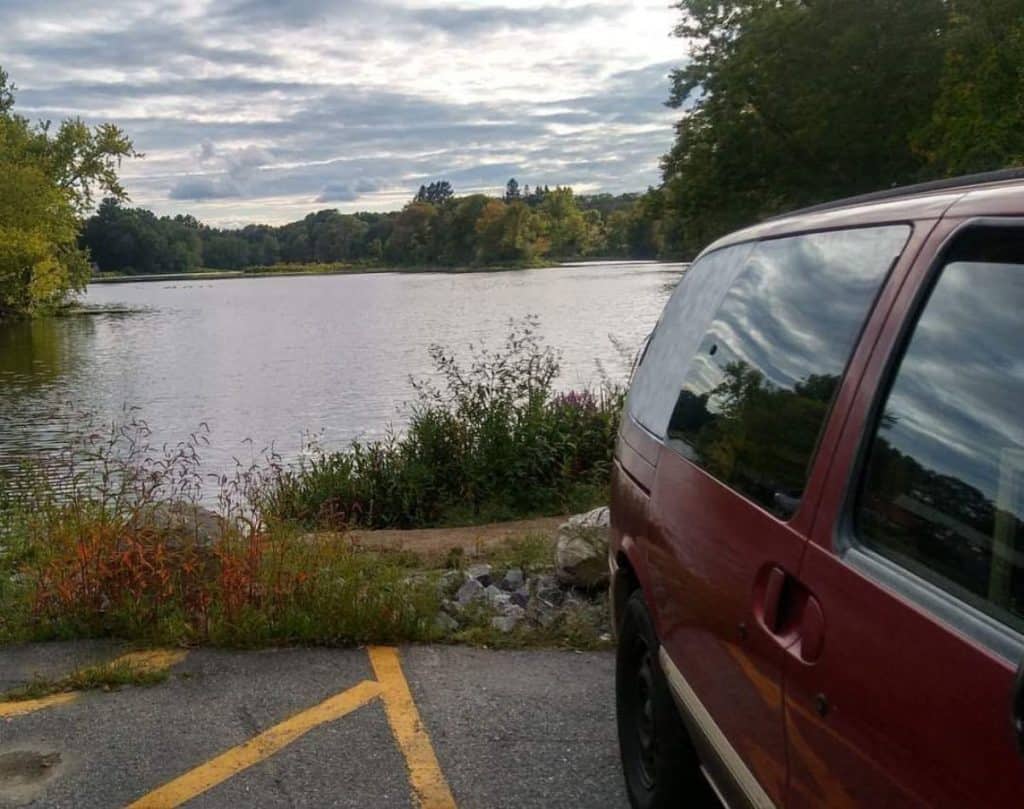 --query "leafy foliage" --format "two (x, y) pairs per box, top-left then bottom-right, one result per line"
(656, 0), (1024, 255)
(80, 183), (669, 274)
(0, 416), (440, 645)
(0, 68), (137, 316)
(265, 318), (624, 529)
(915, 0), (1024, 174)
(660, 0), (949, 255)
